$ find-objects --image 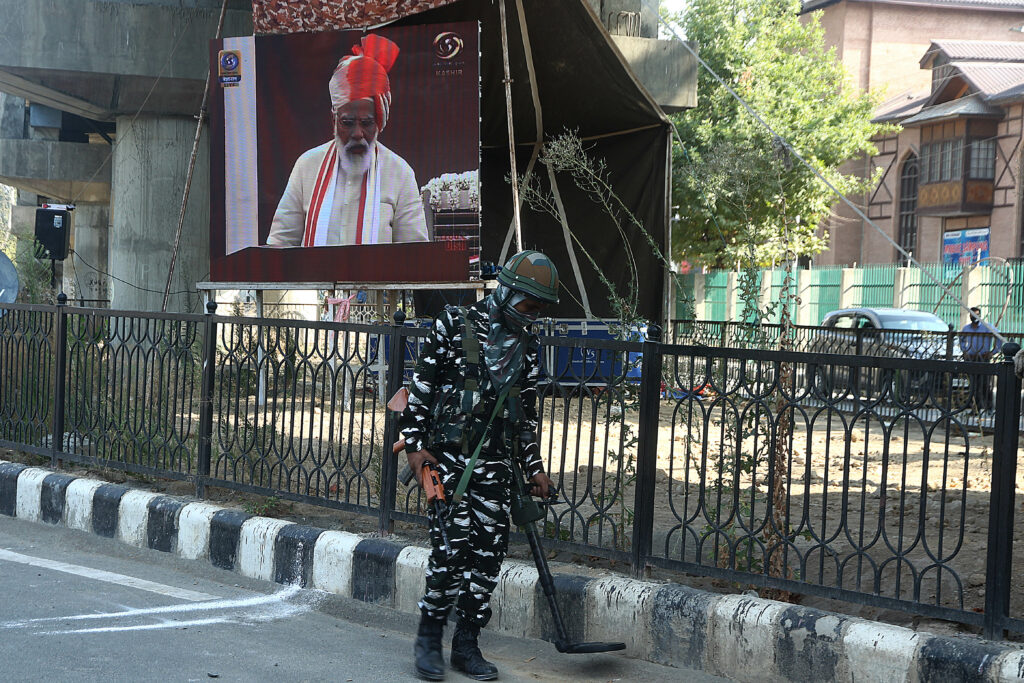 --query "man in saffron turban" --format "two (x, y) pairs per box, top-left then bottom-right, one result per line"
(267, 34), (429, 247)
